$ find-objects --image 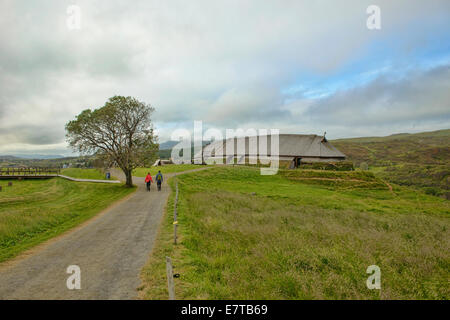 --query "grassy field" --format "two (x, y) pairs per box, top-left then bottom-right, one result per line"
(0, 178), (135, 262)
(332, 129), (450, 198)
(140, 166), (449, 300)
(61, 168), (113, 180)
(133, 164), (205, 177)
